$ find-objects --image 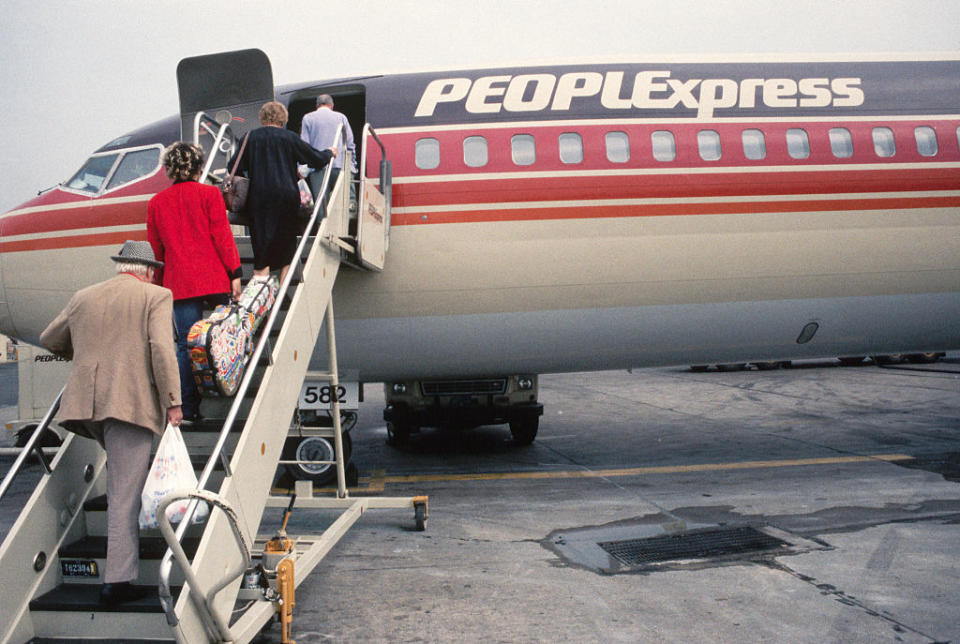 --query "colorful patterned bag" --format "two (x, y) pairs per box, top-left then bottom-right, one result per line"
(187, 276), (278, 397)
